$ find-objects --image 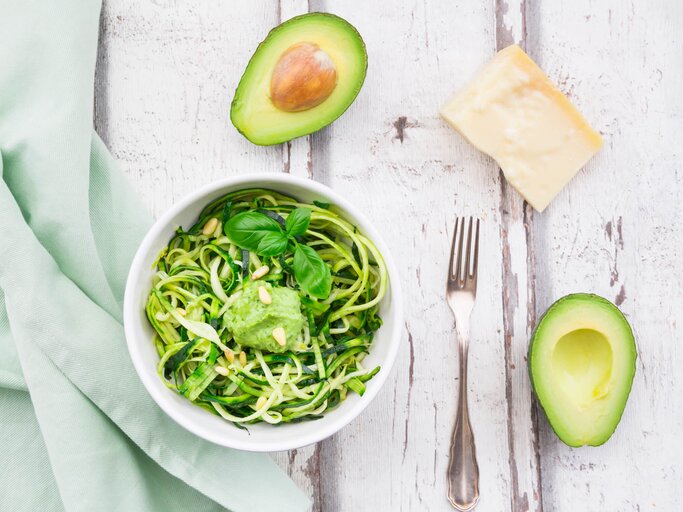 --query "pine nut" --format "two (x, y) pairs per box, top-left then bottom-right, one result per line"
(256, 395), (267, 409)
(224, 348), (235, 363)
(202, 217), (218, 236)
(251, 265), (270, 280)
(272, 327), (287, 347)
(258, 286), (272, 304)
(239, 351), (247, 366)
(214, 365), (228, 376)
